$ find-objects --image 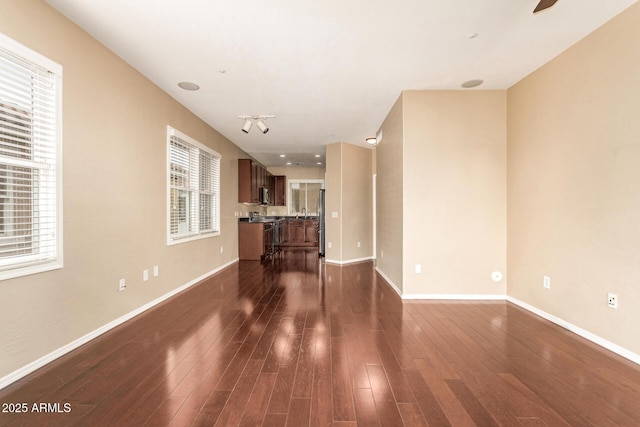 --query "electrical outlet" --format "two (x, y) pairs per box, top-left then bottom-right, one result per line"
(153, 265), (159, 277)
(118, 278), (126, 291)
(381, 250), (384, 258)
(220, 246), (224, 254)
(543, 276), (551, 289)
(415, 264), (422, 274)
(143, 269), (149, 282)
(328, 242), (332, 249)
(608, 293), (618, 309)
(357, 241), (361, 248)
